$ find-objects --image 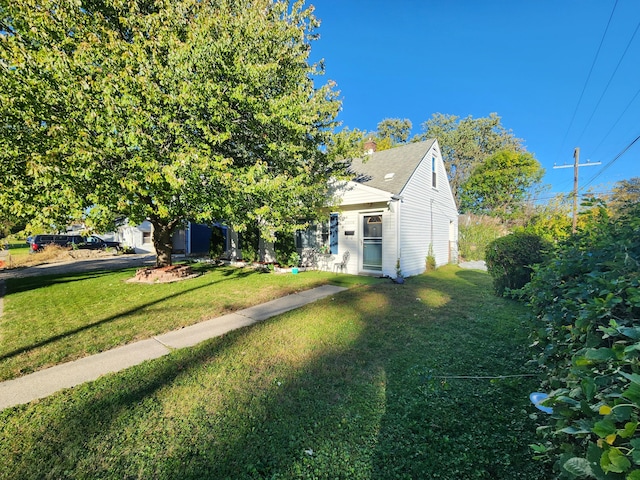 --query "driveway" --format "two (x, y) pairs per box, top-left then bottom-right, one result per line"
(458, 260), (487, 271)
